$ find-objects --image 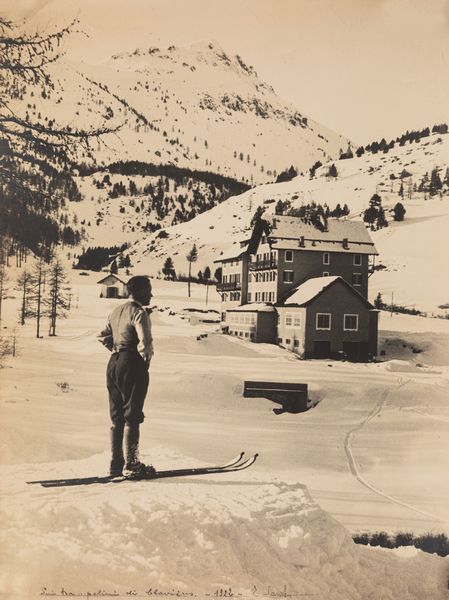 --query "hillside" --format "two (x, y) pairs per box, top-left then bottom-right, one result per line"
(14, 39), (348, 181)
(114, 131), (449, 315)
